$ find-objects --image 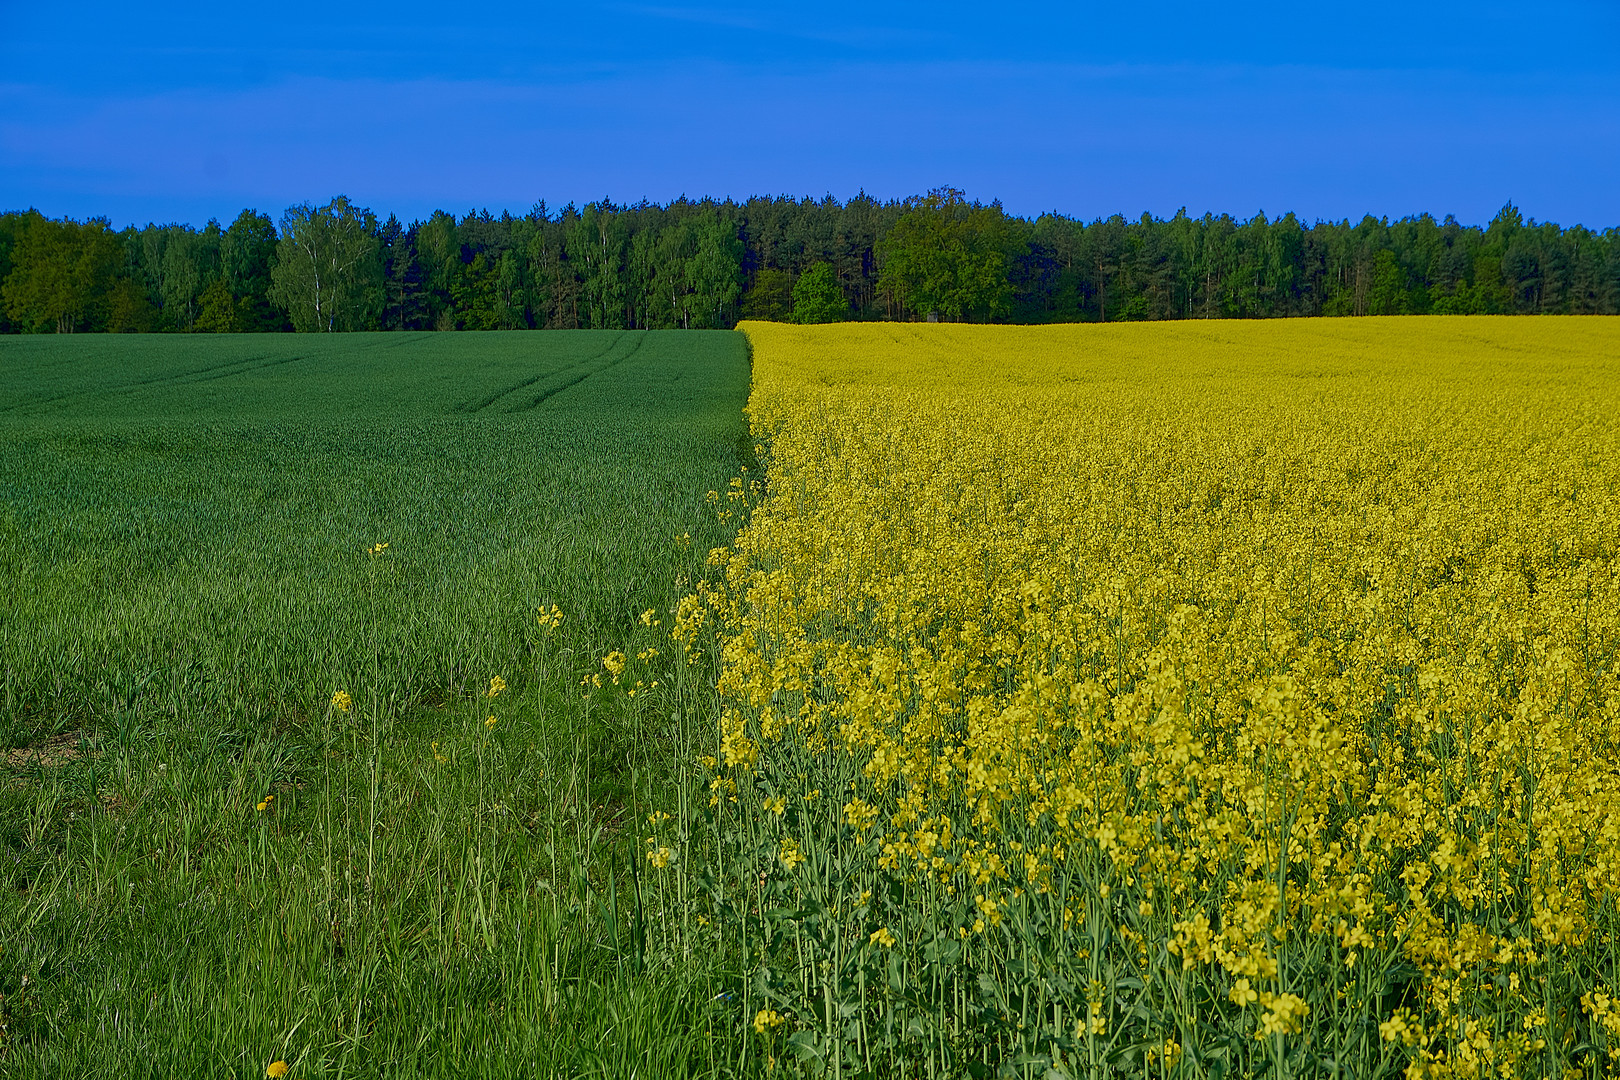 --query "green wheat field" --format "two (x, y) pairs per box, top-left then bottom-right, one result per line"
(0, 331), (752, 1077)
